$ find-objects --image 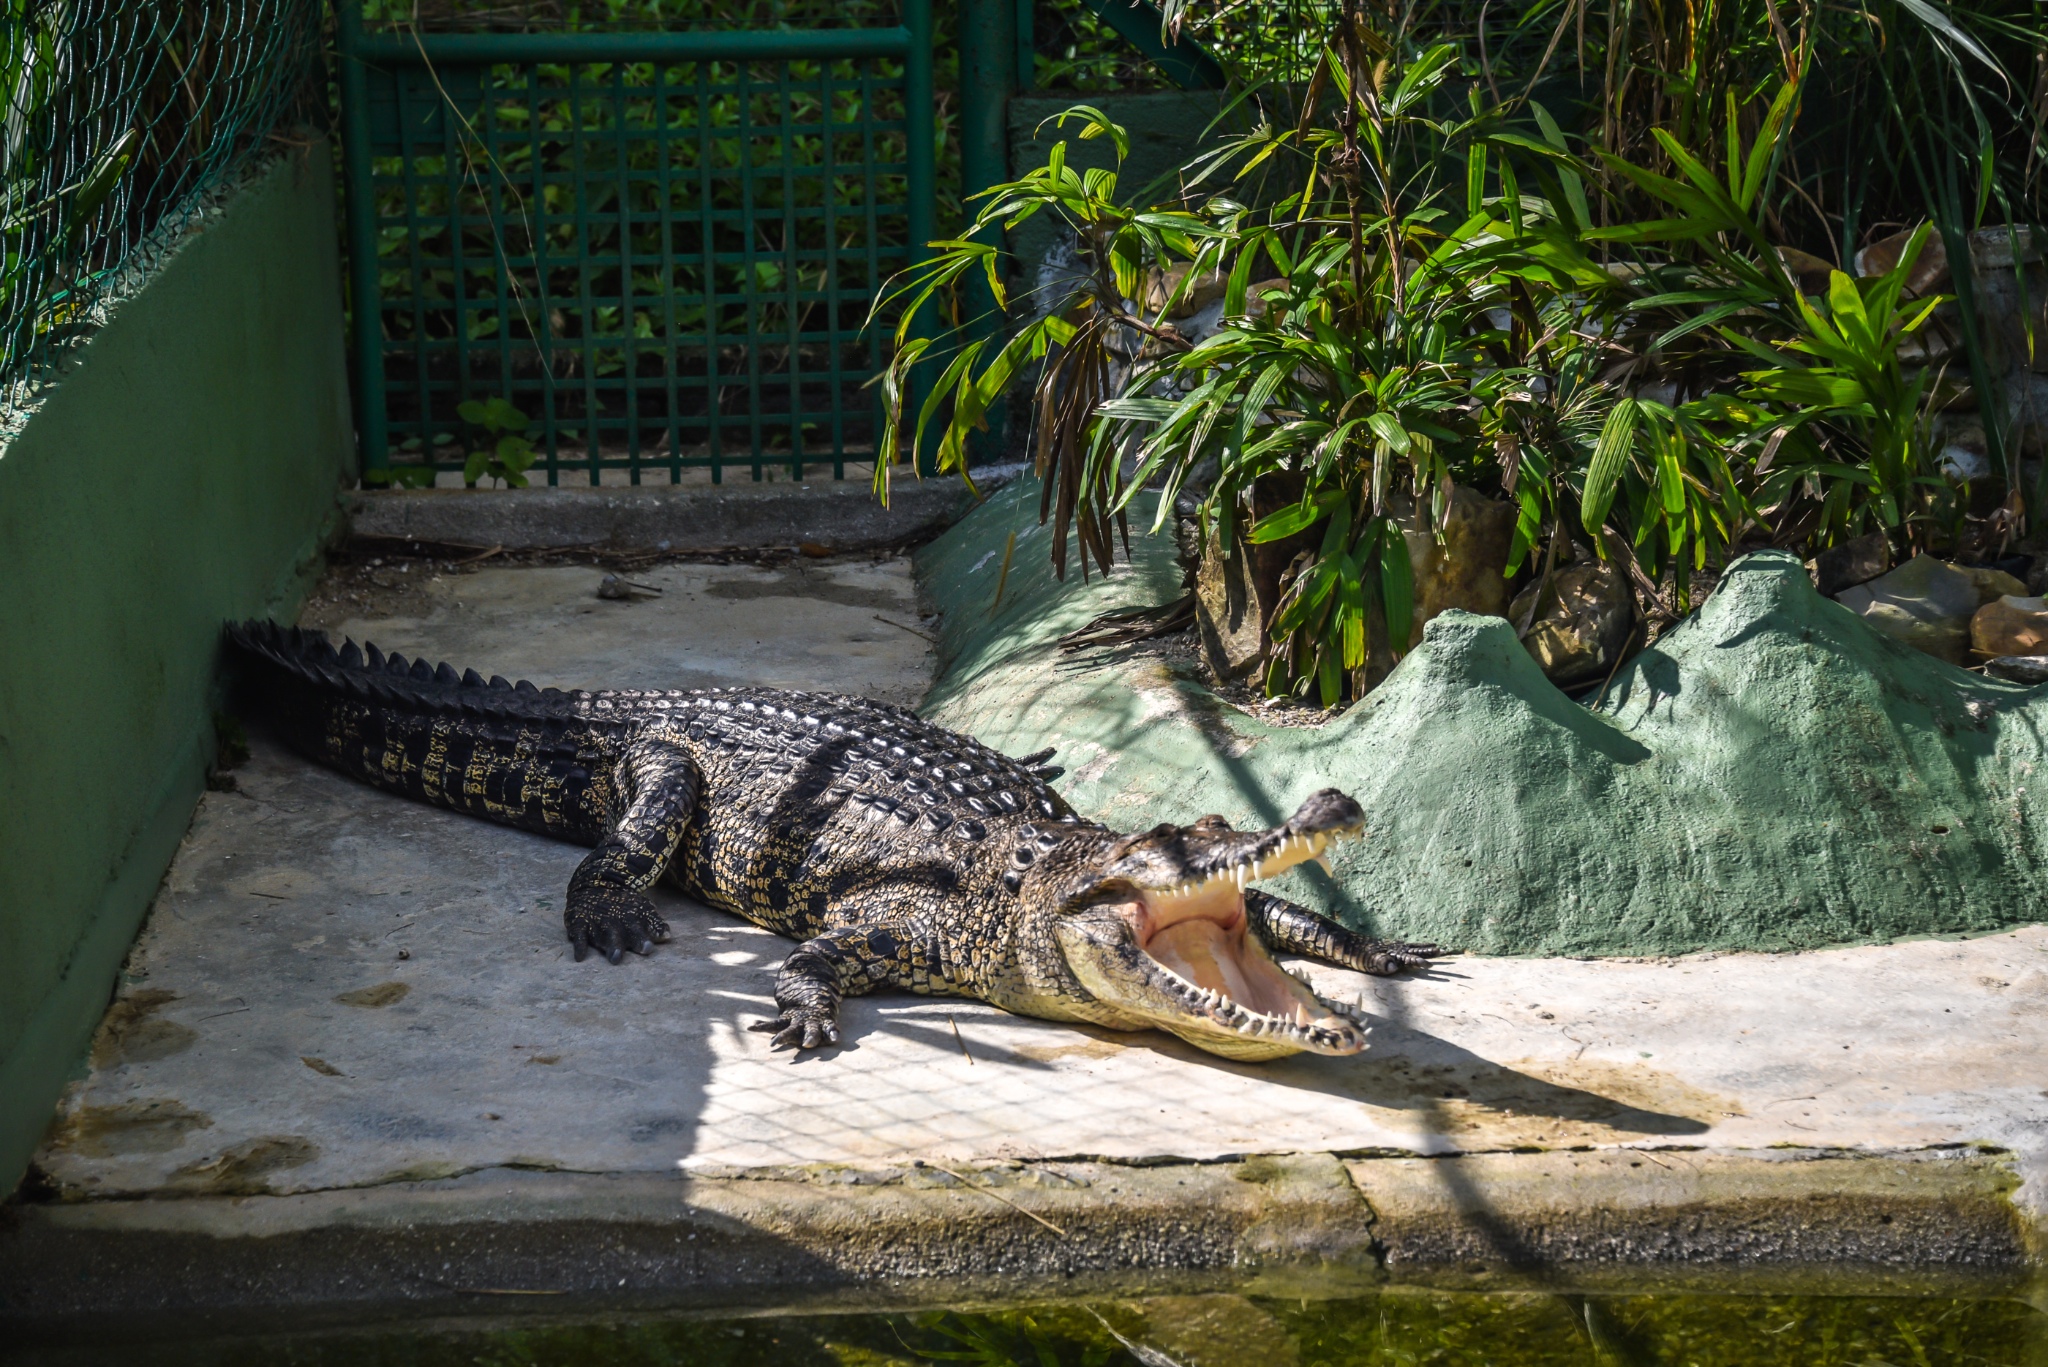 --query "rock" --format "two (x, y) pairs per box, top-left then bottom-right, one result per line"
(1197, 482), (1514, 689)
(1143, 262), (1228, 320)
(1959, 564), (2029, 603)
(1509, 558), (1634, 687)
(1399, 486), (1518, 648)
(1776, 244), (1837, 295)
(1972, 595), (2048, 658)
(1833, 554), (1981, 663)
(1985, 654), (2048, 685)
(1243, 279), (1289, 319)
(1855, 226), (1951, 296)
(1941, 443), (1994, 481)
(1809, 531), (1890, 597)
